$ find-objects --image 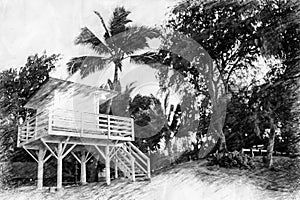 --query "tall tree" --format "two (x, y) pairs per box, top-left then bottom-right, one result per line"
(223, 0), (300, 167)
(67, 7), (159, 114)
(132, 0), (300, 163)
(132, 0), (261, 153)
(254, 0), (300, 167)
(0, 53), (60, 160)
(128, 94), (181, 152)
